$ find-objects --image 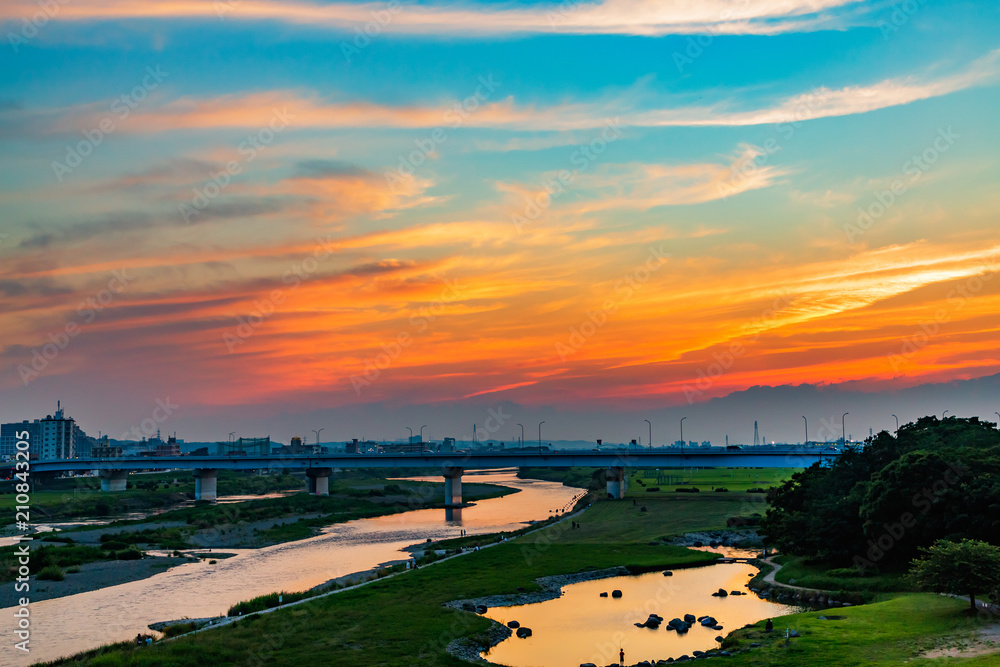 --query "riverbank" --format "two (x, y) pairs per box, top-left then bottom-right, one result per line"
(0, 555), (189, 608)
